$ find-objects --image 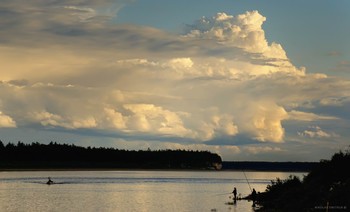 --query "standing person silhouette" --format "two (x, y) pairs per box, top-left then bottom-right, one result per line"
(251, 188), (257, 207)
(232, 187), (237, 200)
